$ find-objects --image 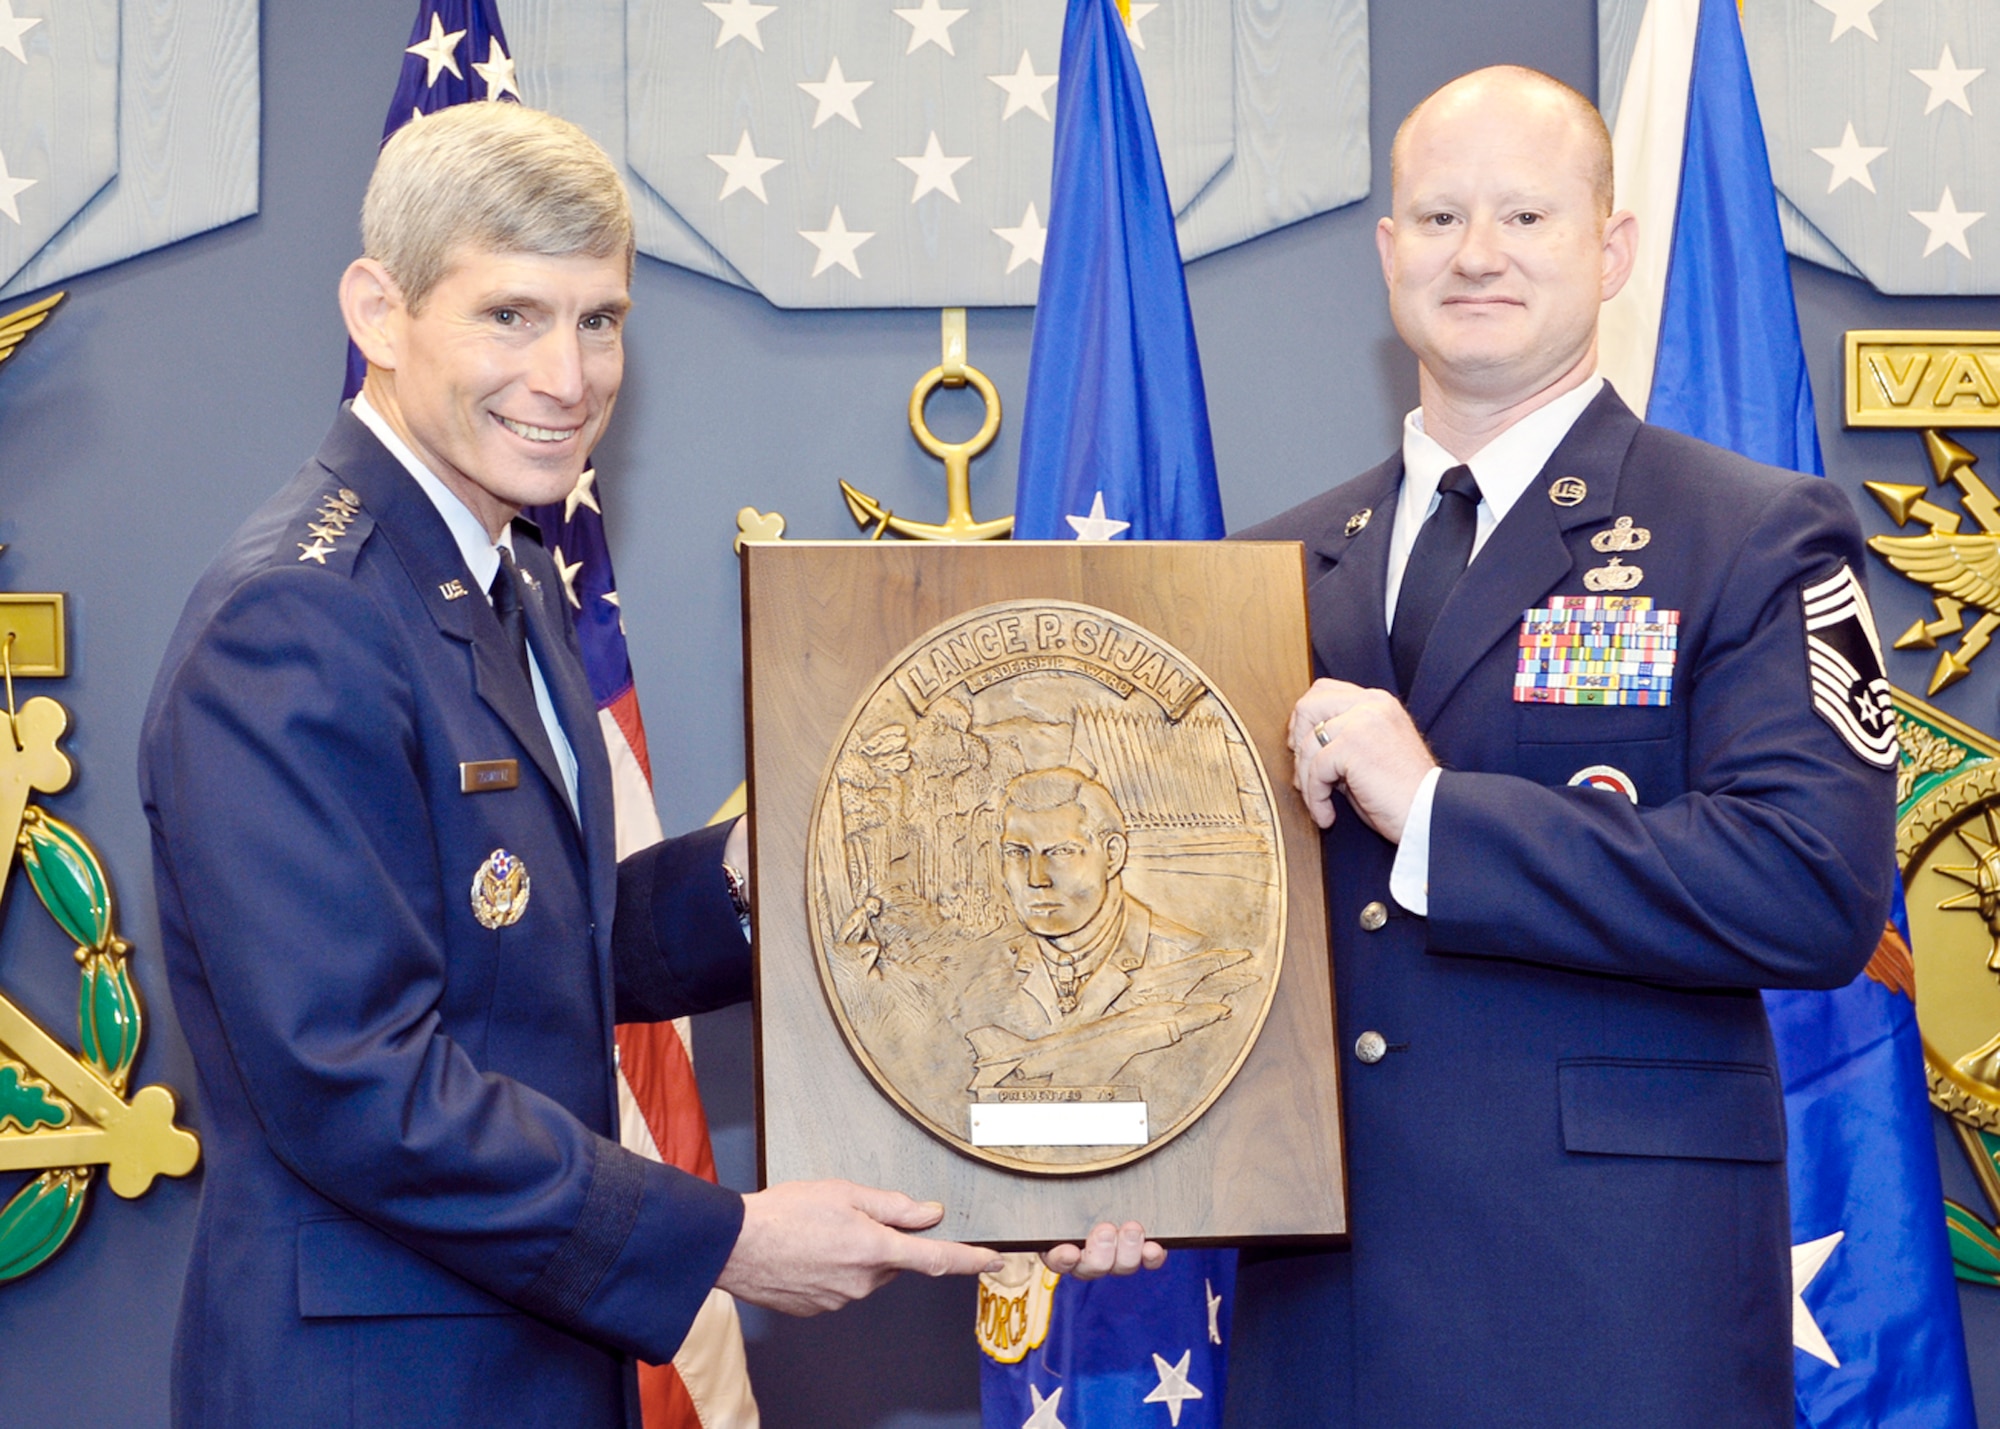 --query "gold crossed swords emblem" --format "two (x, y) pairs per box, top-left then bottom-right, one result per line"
(1868, 432), (2000, 695)
(0, 692), (199, 1263)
